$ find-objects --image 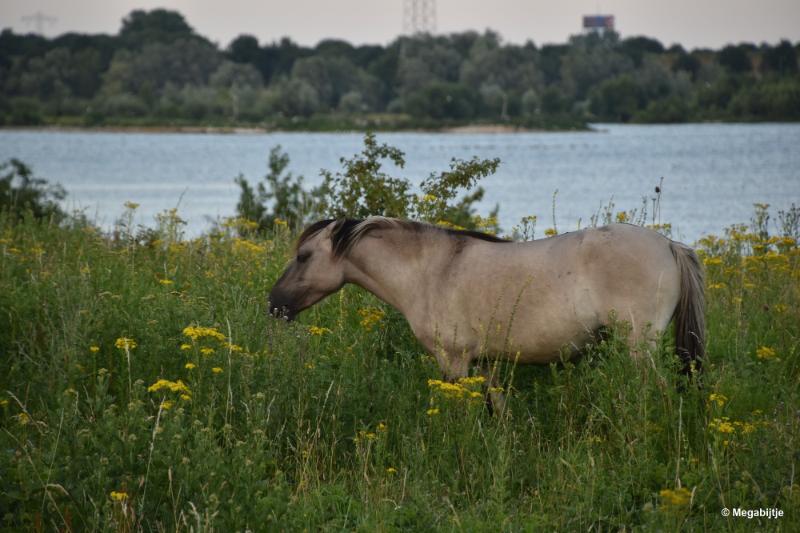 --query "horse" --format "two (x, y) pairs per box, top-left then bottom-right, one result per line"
(268, 217), (705, 412)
